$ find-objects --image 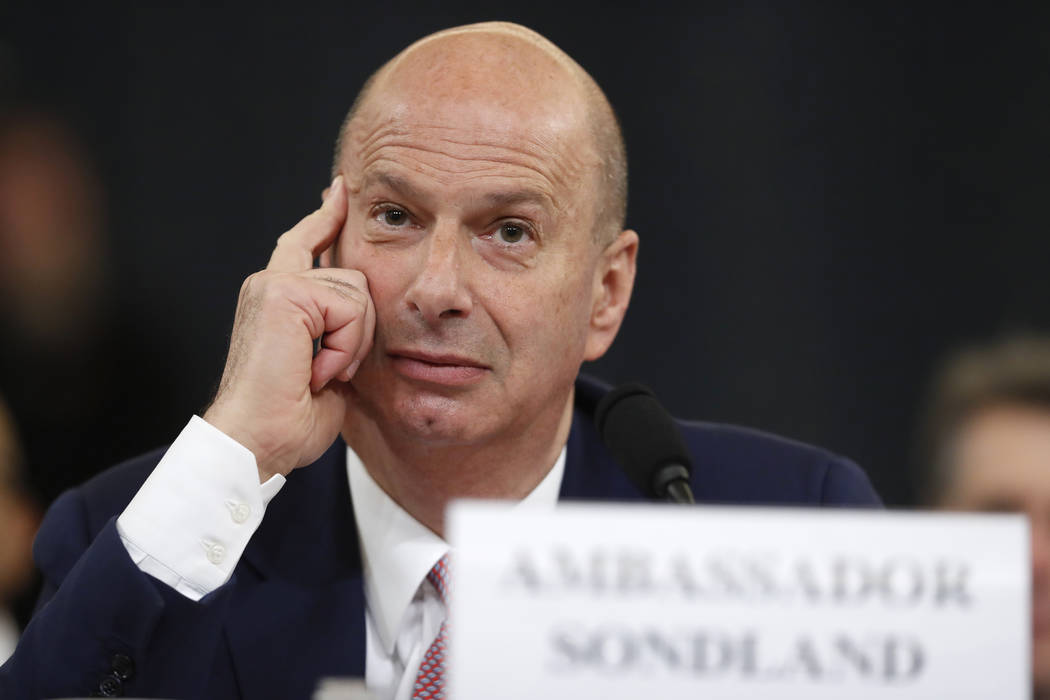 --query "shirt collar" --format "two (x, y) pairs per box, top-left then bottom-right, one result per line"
(345, 444), (567, 655)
